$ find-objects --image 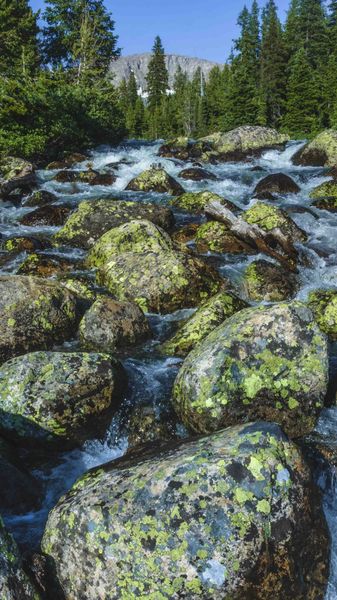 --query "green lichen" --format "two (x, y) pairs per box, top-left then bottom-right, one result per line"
(243, 202), (307, 242)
